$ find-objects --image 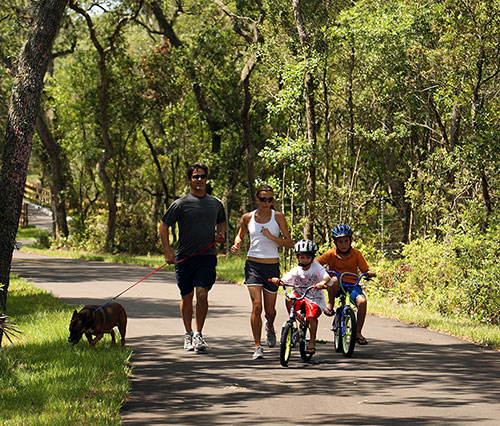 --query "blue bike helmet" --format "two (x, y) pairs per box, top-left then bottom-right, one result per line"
(331, 224), (353, 240)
